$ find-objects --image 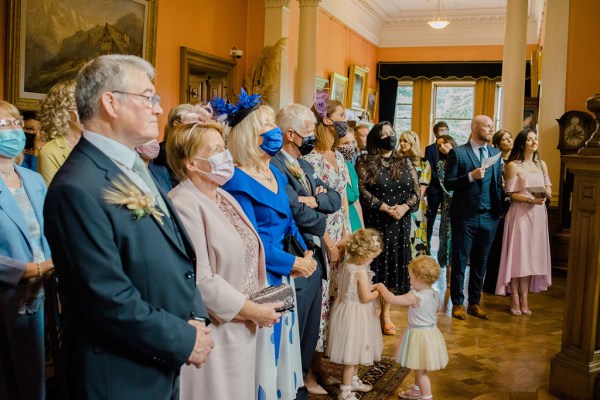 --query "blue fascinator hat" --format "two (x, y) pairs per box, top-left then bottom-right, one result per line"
(210, 88), (262, 128)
